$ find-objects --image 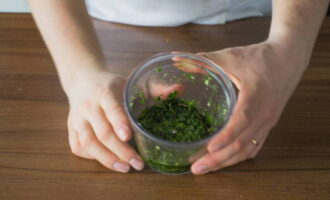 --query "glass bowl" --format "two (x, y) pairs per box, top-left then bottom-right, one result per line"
(124, 52), (236, 174)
